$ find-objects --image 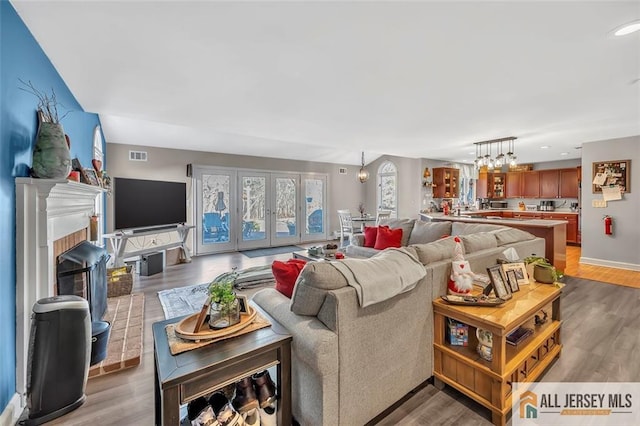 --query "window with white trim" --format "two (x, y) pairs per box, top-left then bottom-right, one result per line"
(377, 161), (397, 218)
